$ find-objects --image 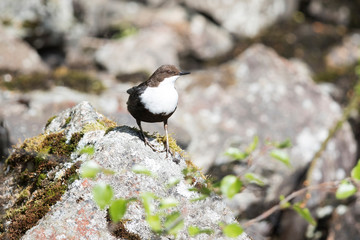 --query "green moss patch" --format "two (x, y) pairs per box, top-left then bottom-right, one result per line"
(53, 67), (105, 94)
(1, 67), (105, 94)
(1, 130), (84, 239)
(82, 119), (117, 134)
(156, 133), (188, 159)
(4, 162), (81, 239)
(45, 115), (57, 128)
(1, 72), (50, 92)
